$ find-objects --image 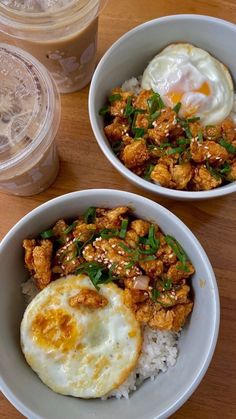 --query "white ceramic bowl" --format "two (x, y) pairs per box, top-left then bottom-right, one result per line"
(0, 189), (219, 418)
(89, 14), (236, 200)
